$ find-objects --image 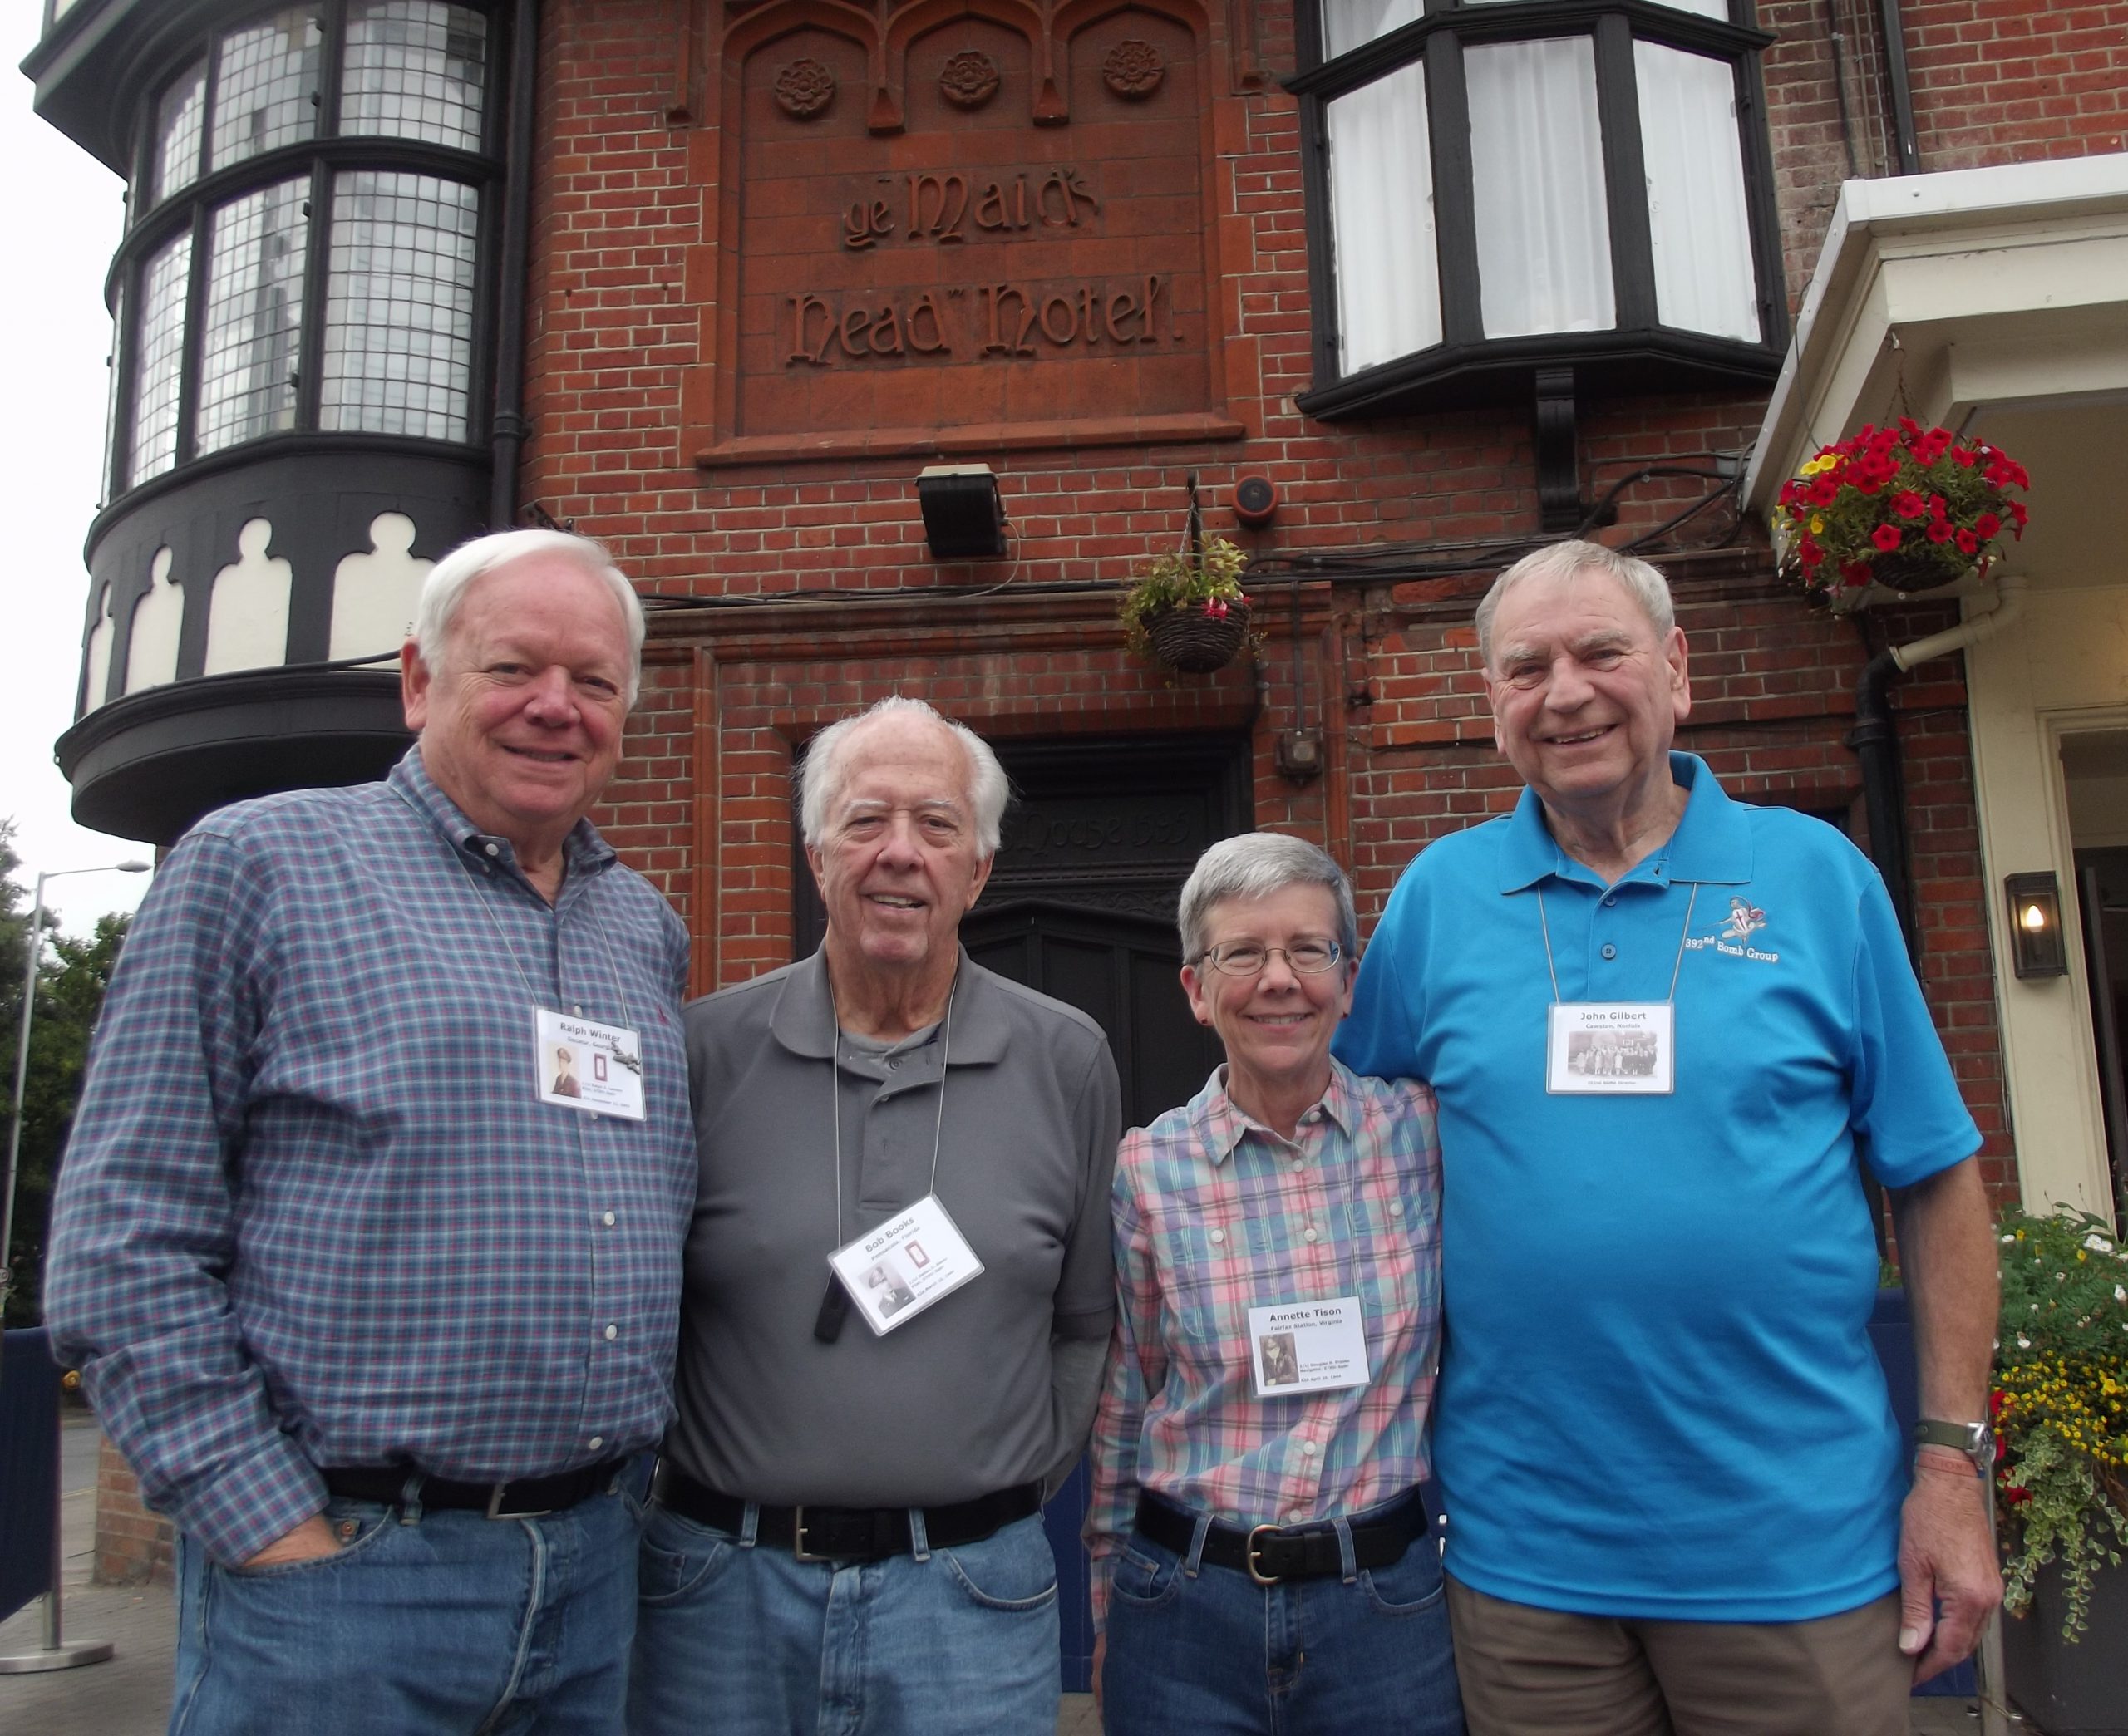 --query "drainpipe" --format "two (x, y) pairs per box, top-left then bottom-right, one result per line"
(487, 0), (541, 529)
(1874, 0), (1923, 175)
(1847, 575), (2024, 966)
